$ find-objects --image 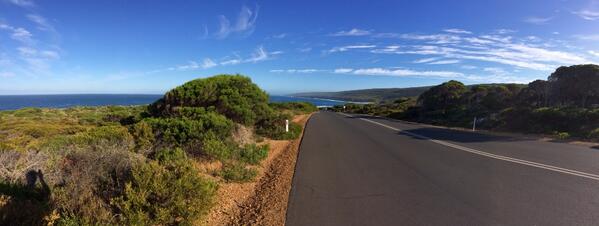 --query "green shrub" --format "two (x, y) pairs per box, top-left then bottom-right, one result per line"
(149, 75), (271, 125)
(588, 128), (599, 140)
(130, 121), (154, 152)
(144, 112), (233, 147)
(256, 112), (302, 140)
(112, 158), (217, 225)
(40, 126), (134, 152)
(236, 144), (269, 165)
(219, 163), (257, 183)
(556, 132), (571, 140)
(269, 102), (317, 114)
(201, 132), (233, 160)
